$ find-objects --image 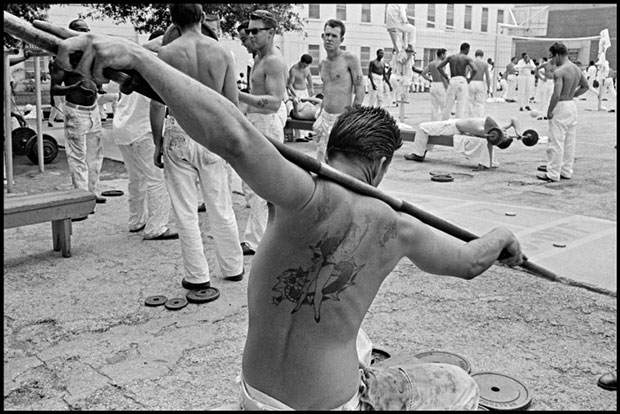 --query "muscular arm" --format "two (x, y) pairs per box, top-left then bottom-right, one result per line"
(420, 65), (432, 83)
(50, 65), (81, 96)
(547, 72), (563, 119)
(57, 34), (314, 211)
(286, 67), (296, 97)
(399, 217), (523, 278)
(573, 72), (589, 98)
(467, 59), (478, 82)
(306, 69), (314, 96)
(149, 100), (166, 168)
(368, 61), (376, 89)
(239, 56), (287, 112)
(437, 58), (449, 81)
